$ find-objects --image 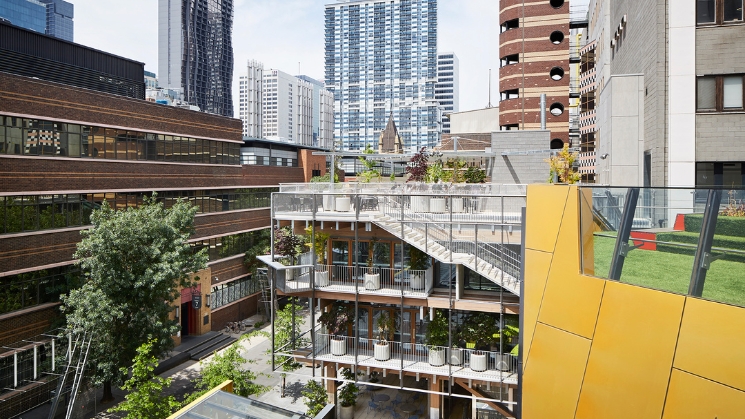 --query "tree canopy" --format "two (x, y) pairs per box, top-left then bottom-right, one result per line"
(61, 195), (208, 402)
